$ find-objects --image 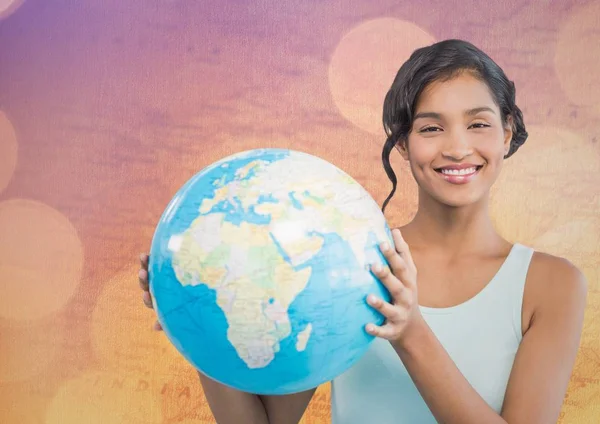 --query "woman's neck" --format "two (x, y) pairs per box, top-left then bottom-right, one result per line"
(400, 191), (506, 256)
